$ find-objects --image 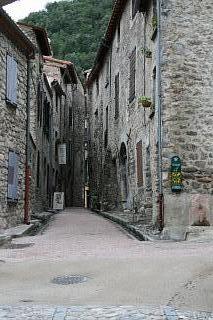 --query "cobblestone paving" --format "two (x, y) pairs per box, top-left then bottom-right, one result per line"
(0, 305), (212, 319)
